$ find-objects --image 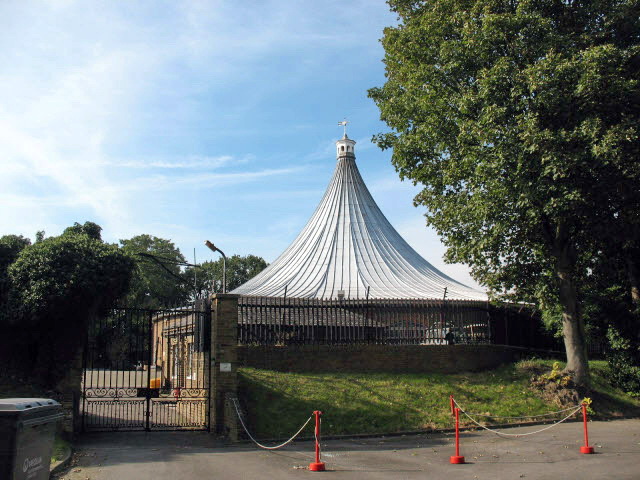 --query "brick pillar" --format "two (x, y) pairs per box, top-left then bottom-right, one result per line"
(54, 346), (83, 436)
(209, 293), (239, 440)
(224, 395), (240, 442)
